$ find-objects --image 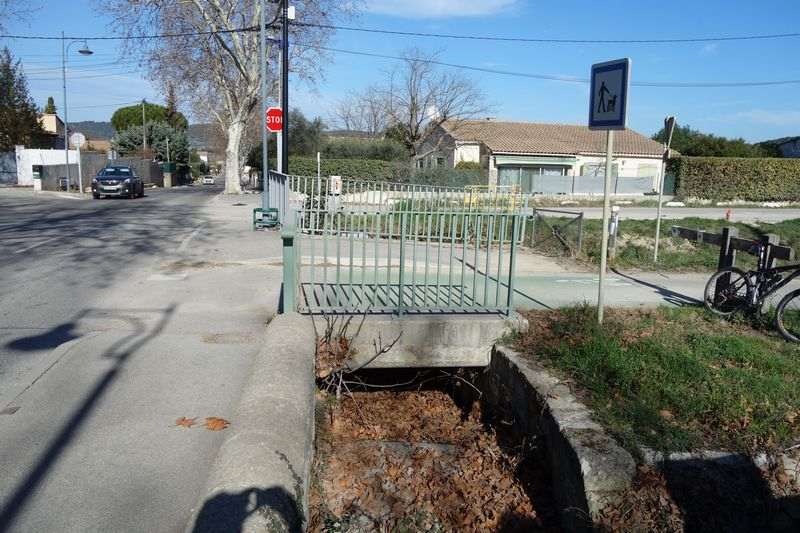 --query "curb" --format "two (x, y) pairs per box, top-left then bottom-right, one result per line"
(489, 345), (636, 531)
(185, 313), (316, 533)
